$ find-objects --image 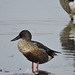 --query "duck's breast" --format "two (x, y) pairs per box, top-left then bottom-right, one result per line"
(17, 40), (38, 53)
